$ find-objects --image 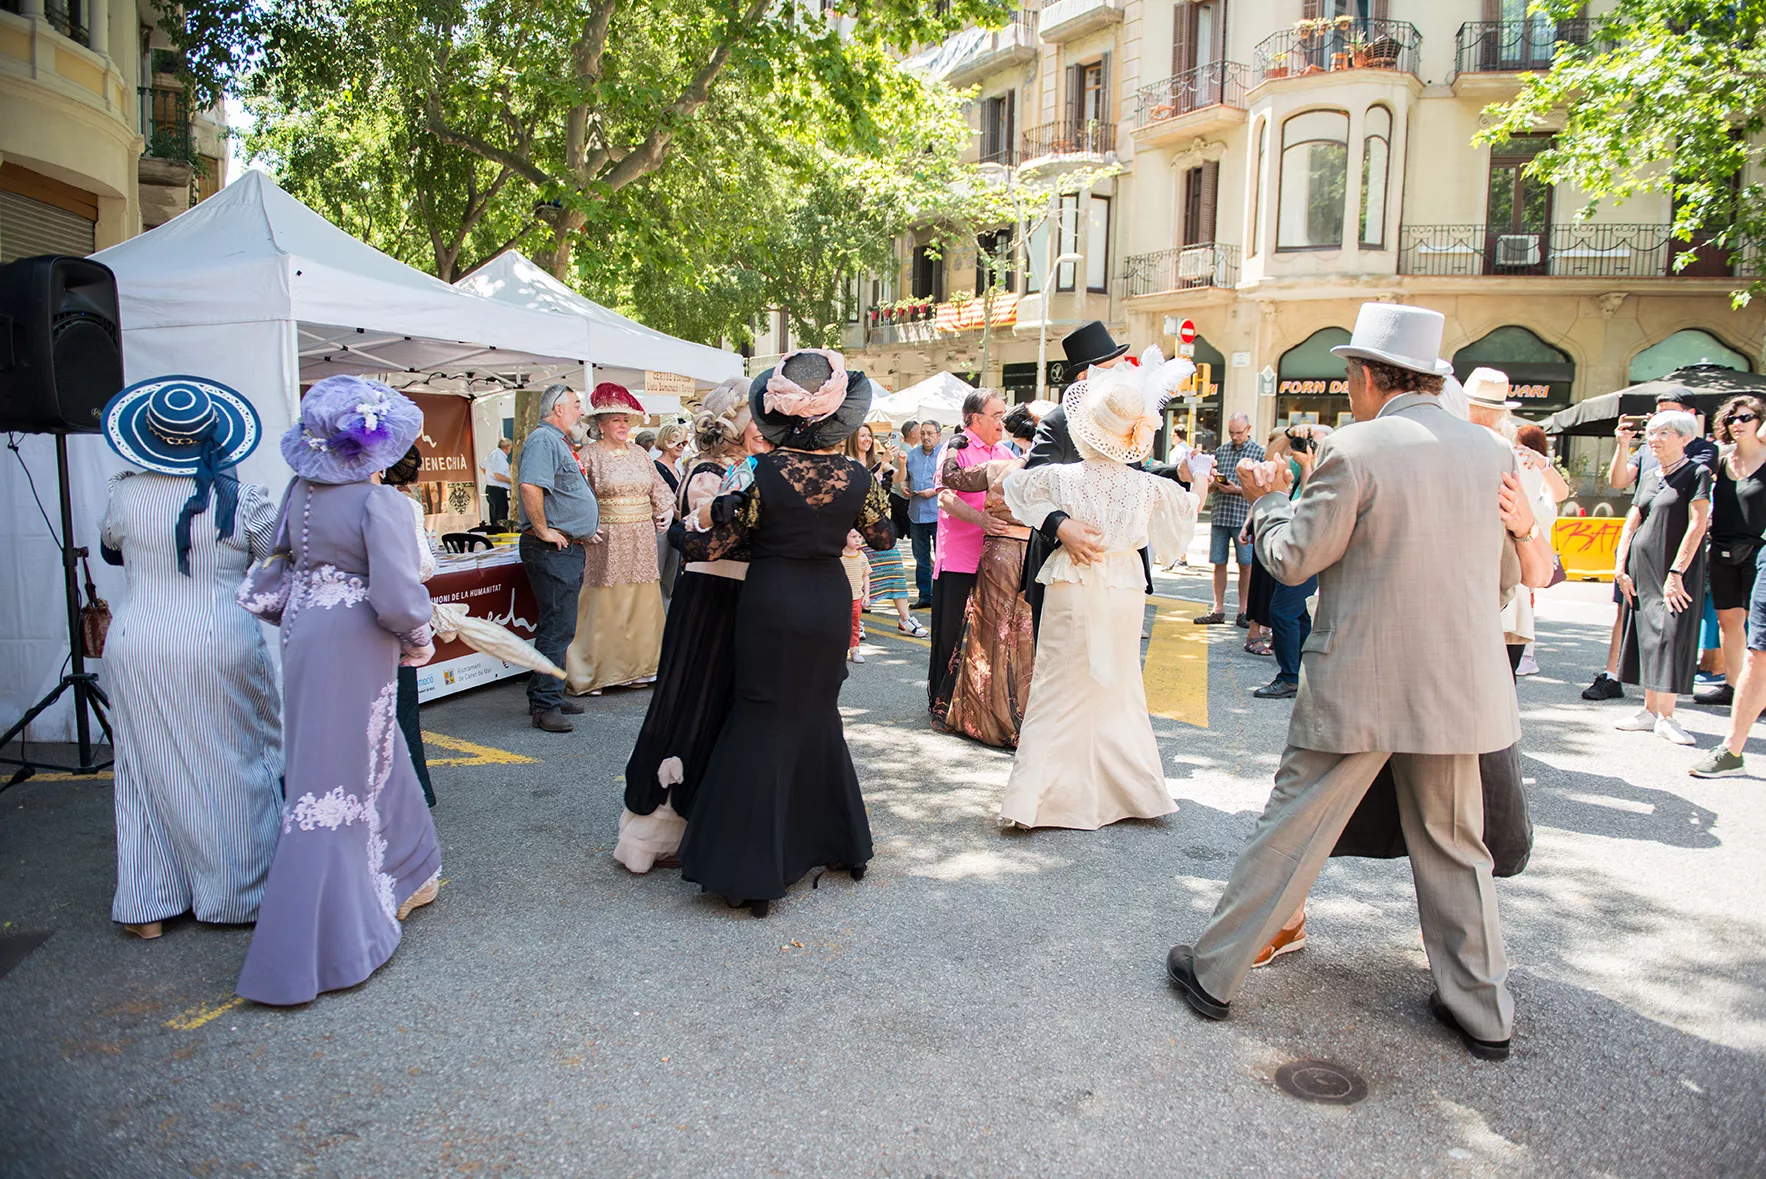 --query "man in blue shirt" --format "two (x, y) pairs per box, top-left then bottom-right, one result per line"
(518, 384), (599, 732)
(903, 420), (943, 607)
